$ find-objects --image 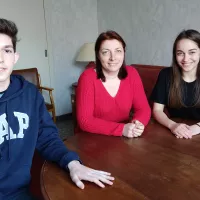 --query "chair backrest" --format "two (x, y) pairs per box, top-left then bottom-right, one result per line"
(131, 64), (165, 99)
(12, 68), (40, 88)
